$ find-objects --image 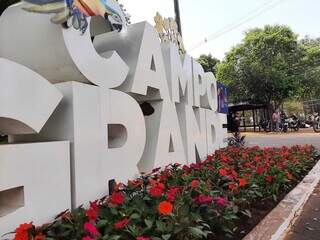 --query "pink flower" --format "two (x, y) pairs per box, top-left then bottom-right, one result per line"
(82, 237), (94, 240)
(193, 195), (213, 205)
(137, 237), (150, 240)
(215, 197), (228, 206)
(84, 222), (99, 237)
